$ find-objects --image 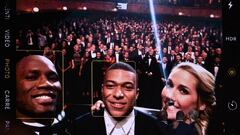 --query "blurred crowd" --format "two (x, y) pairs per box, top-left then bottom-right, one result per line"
(16, 12), (222, 109)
